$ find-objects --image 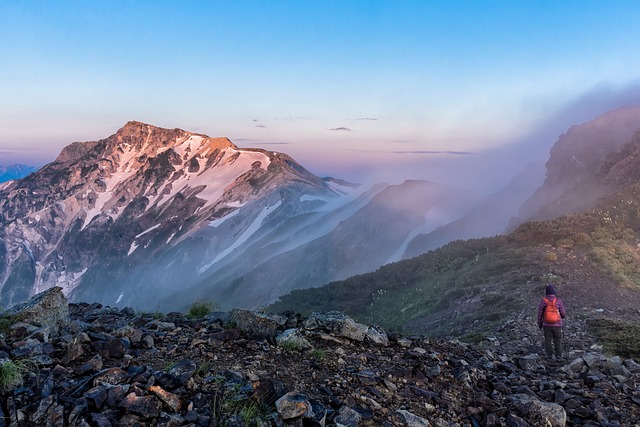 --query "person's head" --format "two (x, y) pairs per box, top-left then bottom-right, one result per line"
(545, 284), (556, 295)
